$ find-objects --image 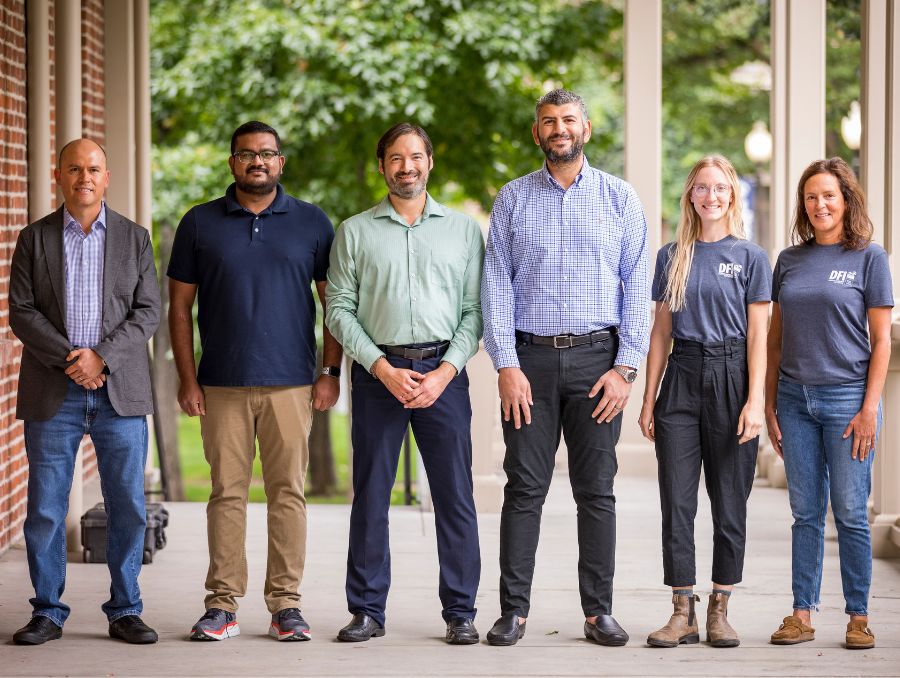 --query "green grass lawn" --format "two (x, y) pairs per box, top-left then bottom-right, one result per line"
(176, 411), (418, 505)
